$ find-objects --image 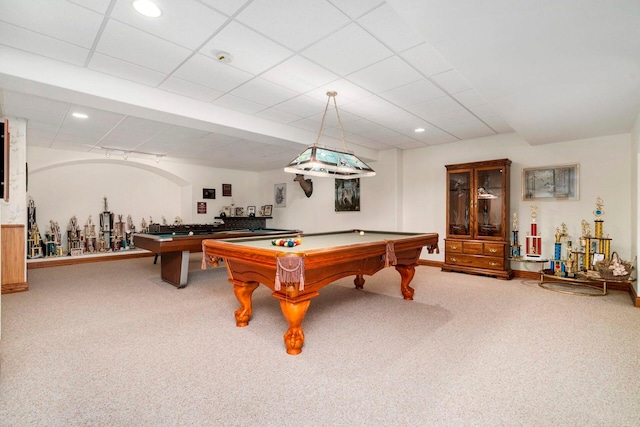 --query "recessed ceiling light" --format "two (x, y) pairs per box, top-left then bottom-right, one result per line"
(72, 112), (88, 119)
(414, 127), (426, 133)
(132, 0), (162, 18)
